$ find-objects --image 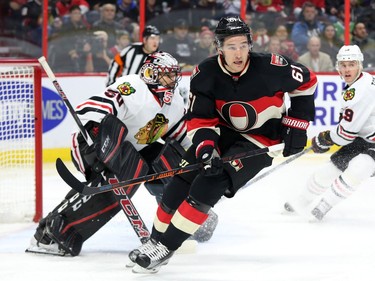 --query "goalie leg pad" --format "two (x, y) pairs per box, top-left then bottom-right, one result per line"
(31, 190), (122, 256)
